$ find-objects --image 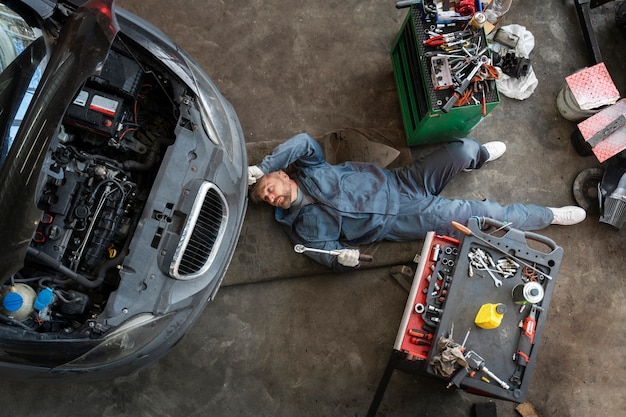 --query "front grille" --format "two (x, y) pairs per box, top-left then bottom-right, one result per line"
(170, 182), (228, 280)
(600, 196), (626, 229)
